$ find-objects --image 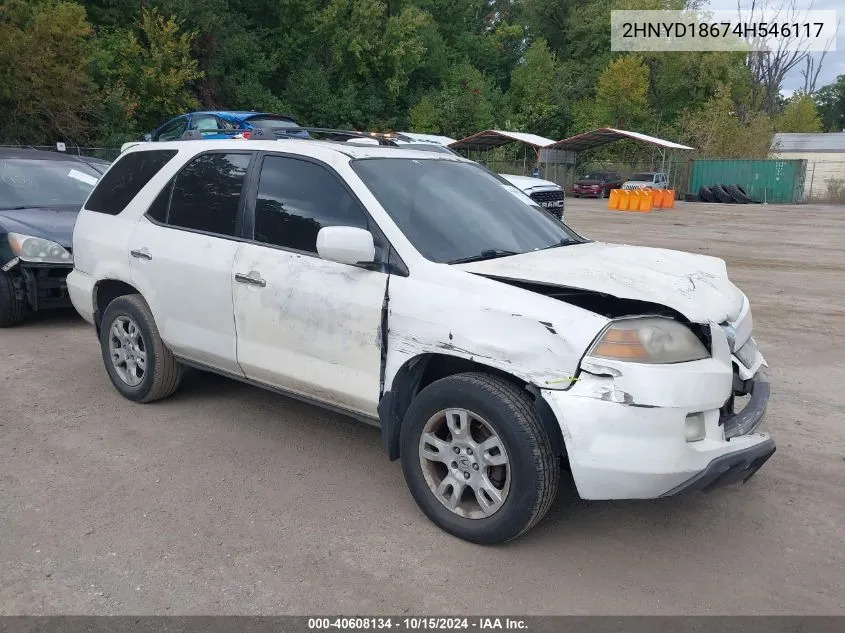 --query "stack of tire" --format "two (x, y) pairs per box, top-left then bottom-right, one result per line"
(698, 184), (754, 204)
